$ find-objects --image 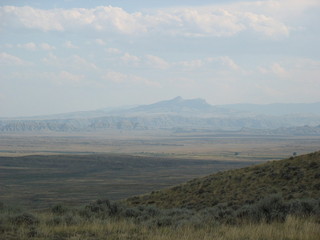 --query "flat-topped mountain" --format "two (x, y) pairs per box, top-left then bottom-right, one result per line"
(127, 96), (217, 114)
(126, 151), (320, 209)
(1, 97), (320, 132)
